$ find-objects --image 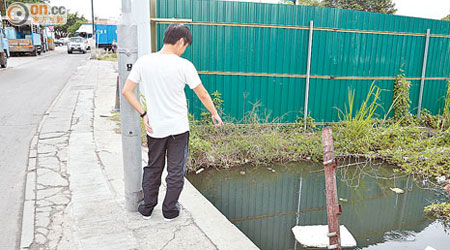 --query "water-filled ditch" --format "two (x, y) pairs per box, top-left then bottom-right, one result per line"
(187, 161), (450, 250)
